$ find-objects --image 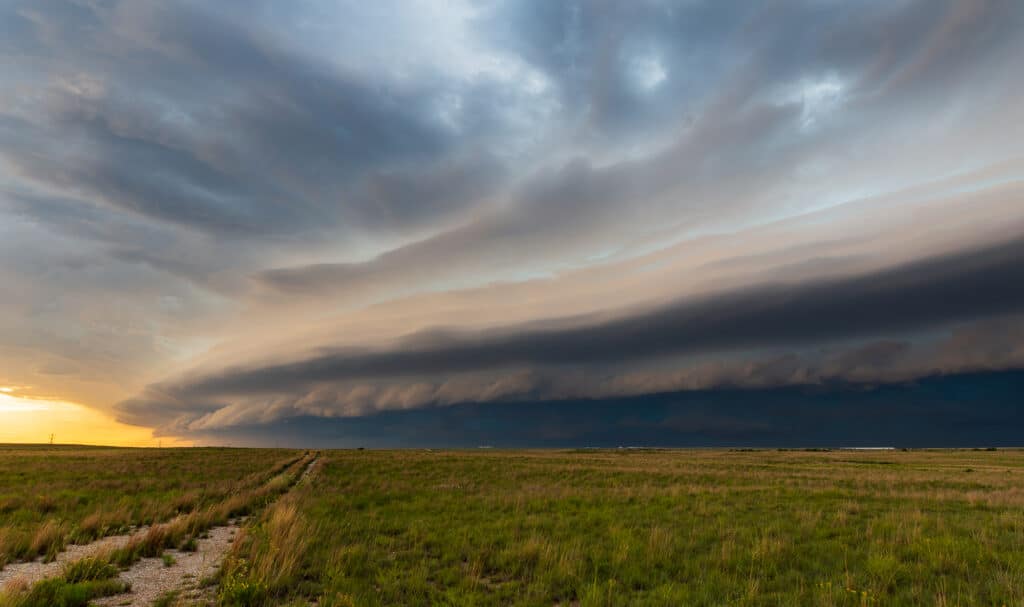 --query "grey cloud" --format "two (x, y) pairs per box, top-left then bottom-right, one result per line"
(121, 236), (1024, 431)
(256, 100), (807, 297)
(481, 1), (1022, 138)
(257, 0), (1024, 300)
(2, 0), (1023, 444)
(3, 0), (1020, 251)
(120, 322), (1024, 434)
(0, 0), (510, 239)
(156, 370), (1024, 448)
(2, 191), (249, 295)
